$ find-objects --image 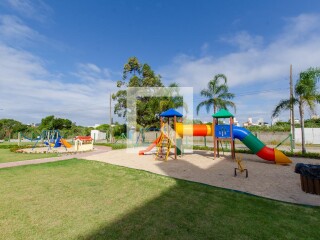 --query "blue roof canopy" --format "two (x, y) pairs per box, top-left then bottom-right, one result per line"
(159, 108), (183, 117)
